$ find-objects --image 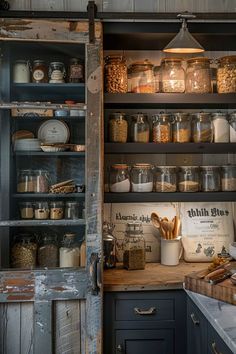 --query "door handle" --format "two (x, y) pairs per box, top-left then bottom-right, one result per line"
(134, 307), (156, 315)
(211, 342), (223, 354)
(190, 313), (200, 325)
(89, 253), (101, 295)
